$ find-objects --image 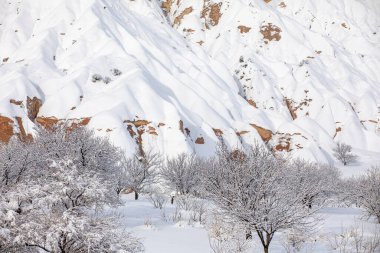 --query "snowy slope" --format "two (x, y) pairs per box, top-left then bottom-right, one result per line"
(0, 0), (379, 163)
(163, 0), (380, 161)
